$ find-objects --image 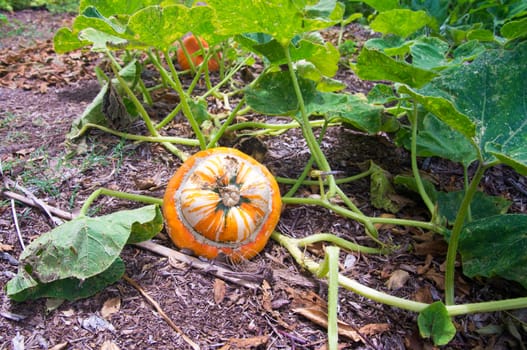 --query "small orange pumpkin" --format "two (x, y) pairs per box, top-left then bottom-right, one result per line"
(162, 147), (281, 261)
(176, 34), (220, 72)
